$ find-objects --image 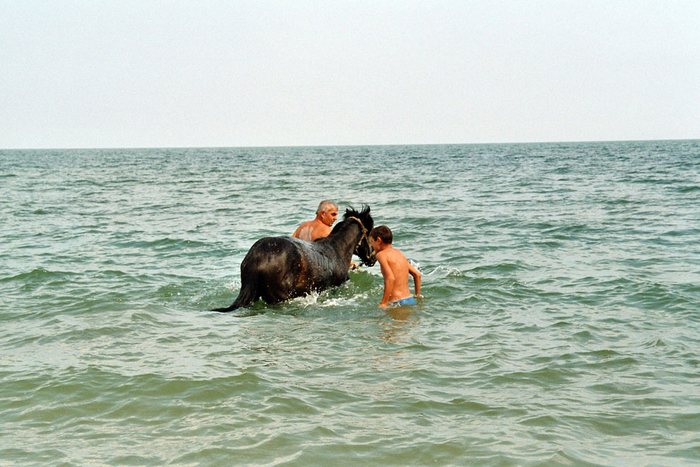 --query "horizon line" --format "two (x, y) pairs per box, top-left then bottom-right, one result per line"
(1, 137), (698, 152)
